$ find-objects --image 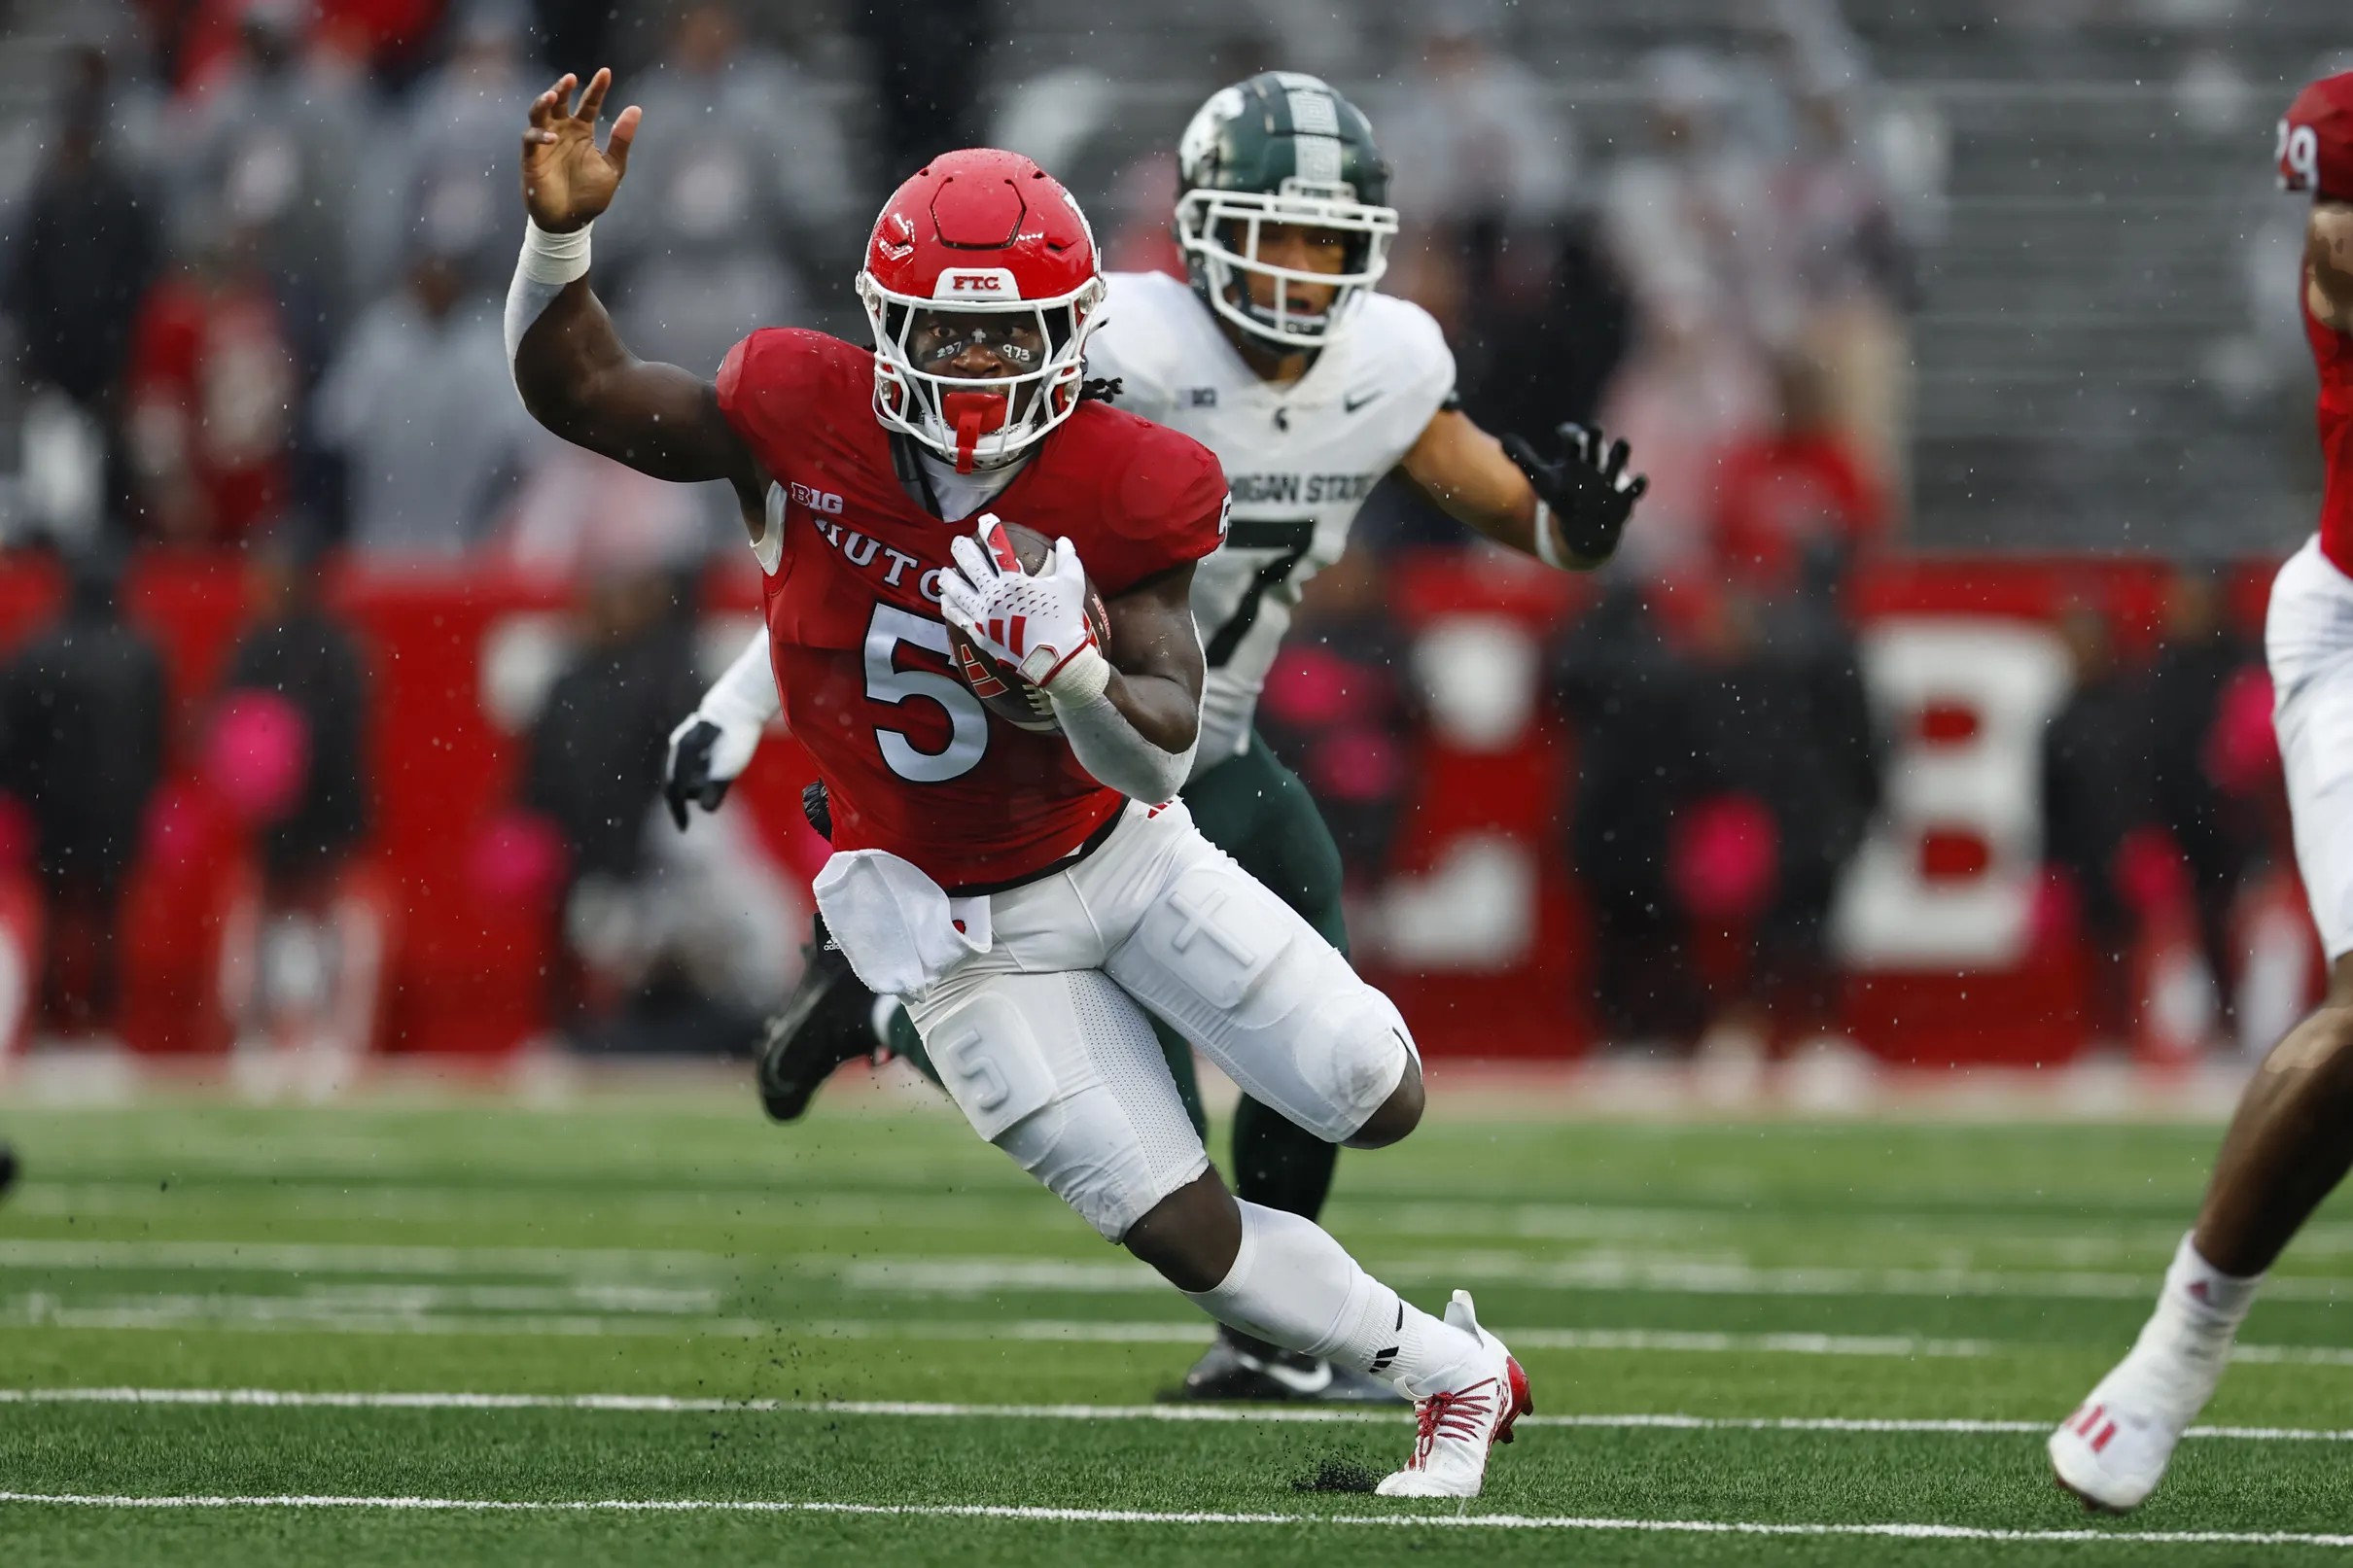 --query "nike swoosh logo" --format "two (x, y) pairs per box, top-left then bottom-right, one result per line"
(1343, 391), (1383, 413)
(1236, 1352), (1335, 1395)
